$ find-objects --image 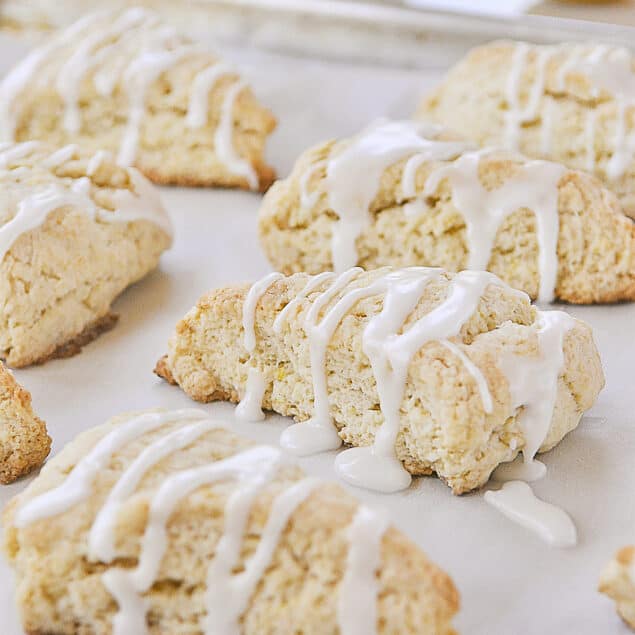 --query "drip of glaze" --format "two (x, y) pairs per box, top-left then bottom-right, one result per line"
(203, 477), (320, 635)
(101, 444), (283, 635)
(423, 150), (565, 303)
(335, 269), (502, 492)
(89, 418), (223, 561)
(337, 506), (388, 635)
(185, 63), (233, 129)
(214, 80), (260, 190)
(280, 268), (364, 455)
(118, 45), (196, 166)
(484, 481), (577, 548)
(241, 272), (284, 353)
(86, 149), (112, 176)
(41, 144), (79, 168)
(235, 368), (267, 422)
(321, 120), (467, 272)
(298, 160), (327, 210)
(493, 310), (575, 480)
(14, 409), (207, 527)
(0, 141), (41, 167)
